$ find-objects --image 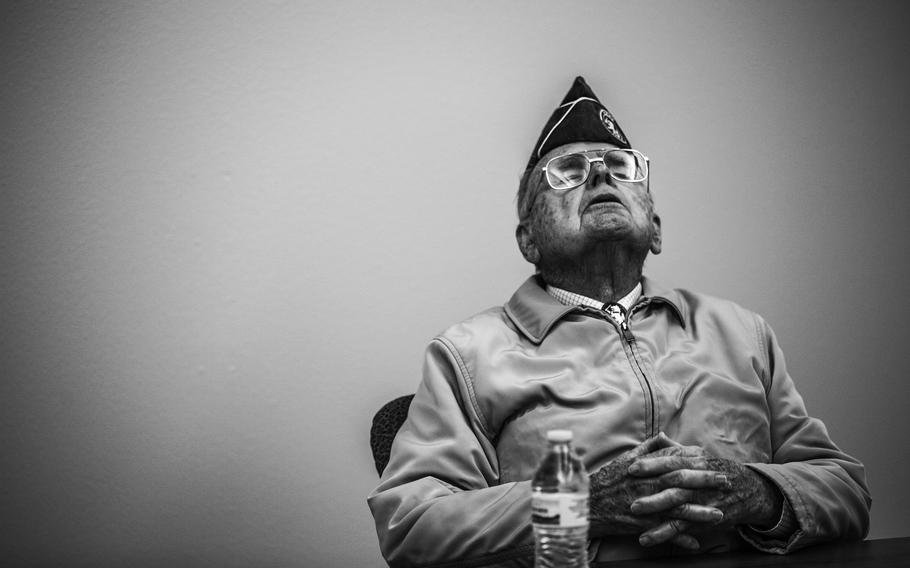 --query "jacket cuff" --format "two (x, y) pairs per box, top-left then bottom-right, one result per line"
(738, 464), (803, 554)
(744, 493), (797, 538)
